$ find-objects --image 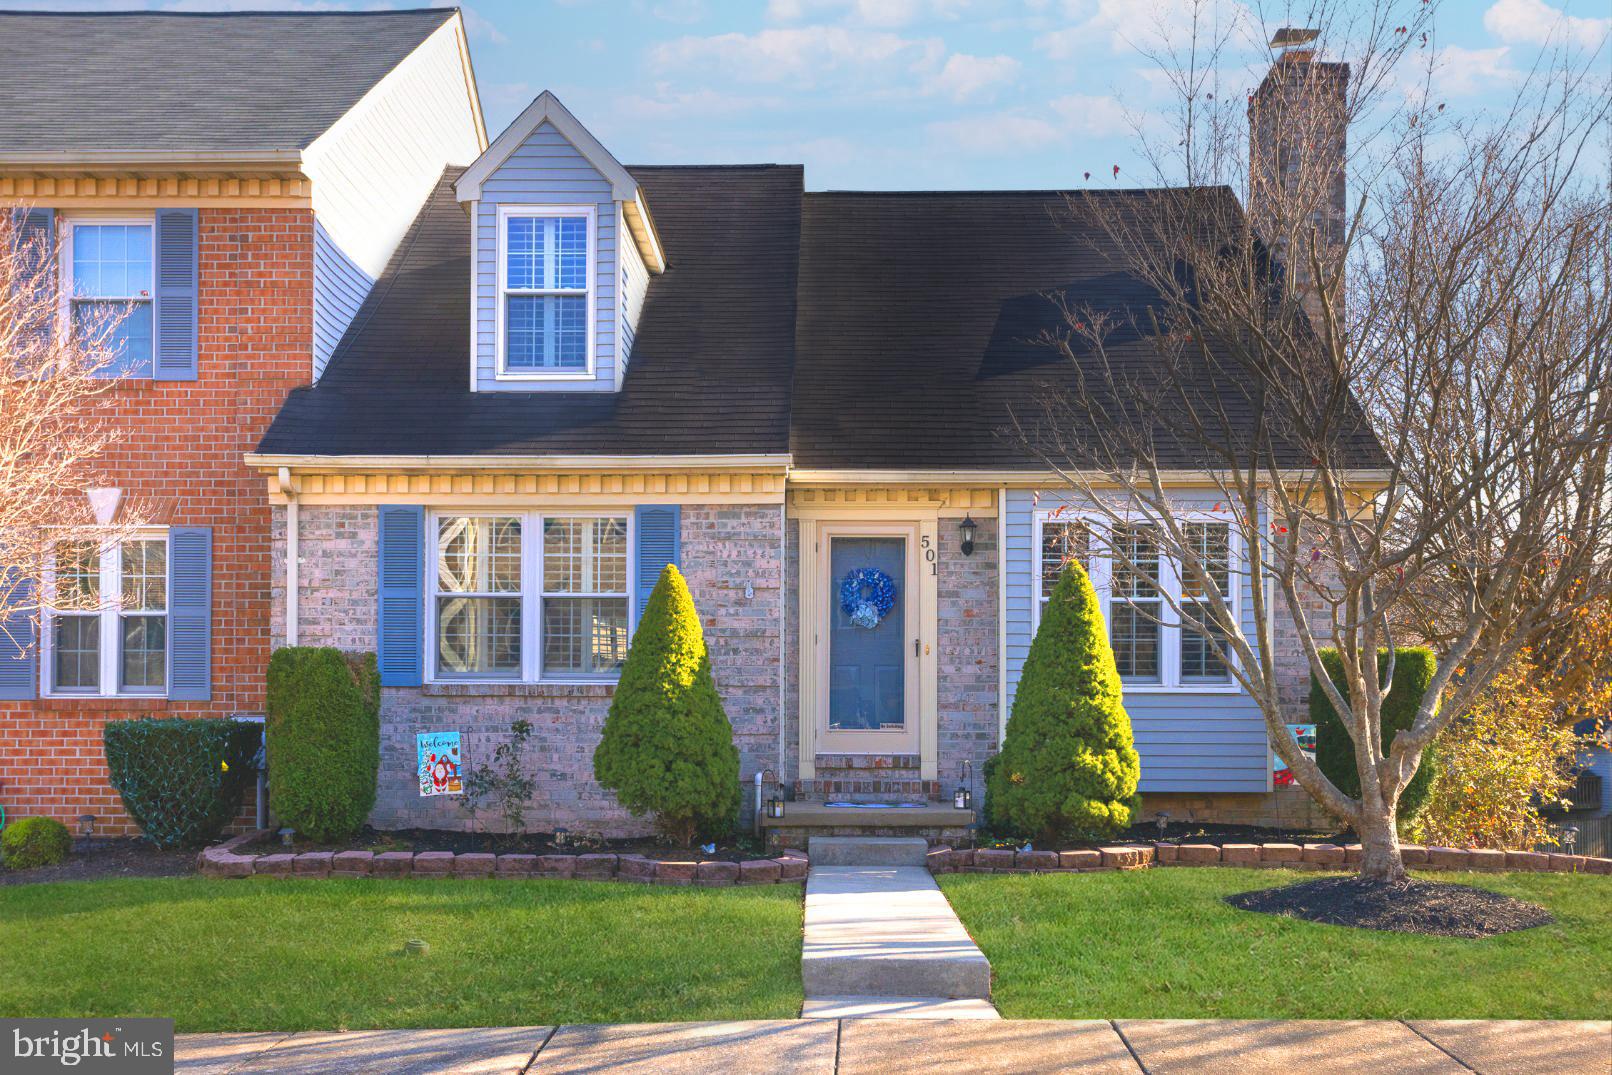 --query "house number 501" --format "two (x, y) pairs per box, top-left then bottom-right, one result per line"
(921, 535), (937, 575)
